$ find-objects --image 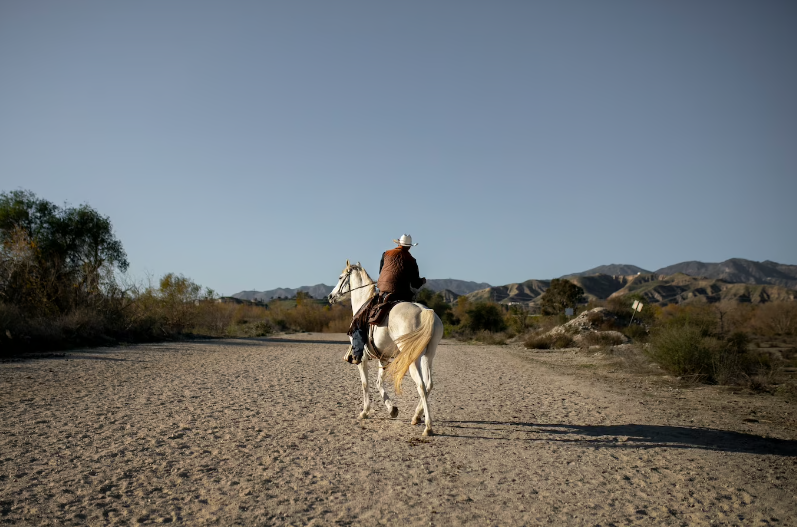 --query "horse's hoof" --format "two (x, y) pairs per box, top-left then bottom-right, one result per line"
(390, 407), (399, 419)
(358, 412), (368, 420)
(411, 418), (419, 425)
(422, 429), (434, 437)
